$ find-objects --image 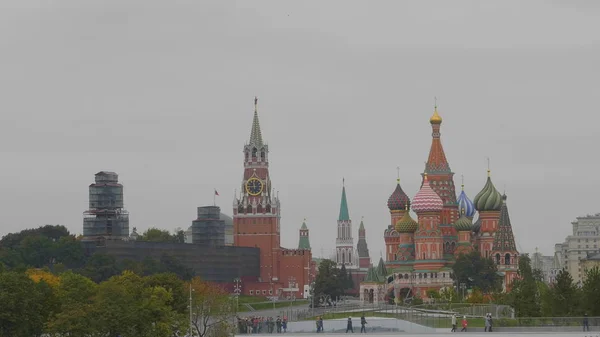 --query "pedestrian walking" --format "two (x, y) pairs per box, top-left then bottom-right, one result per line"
(360, 314), (367, 333)
(451, 314), (457, 332)
(346, 317), (354, 333)
(484, 314), (490, 332)
(460, 316), (468, 332)
(488, 313), (493, 332)
(583, 313), (590, 332)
